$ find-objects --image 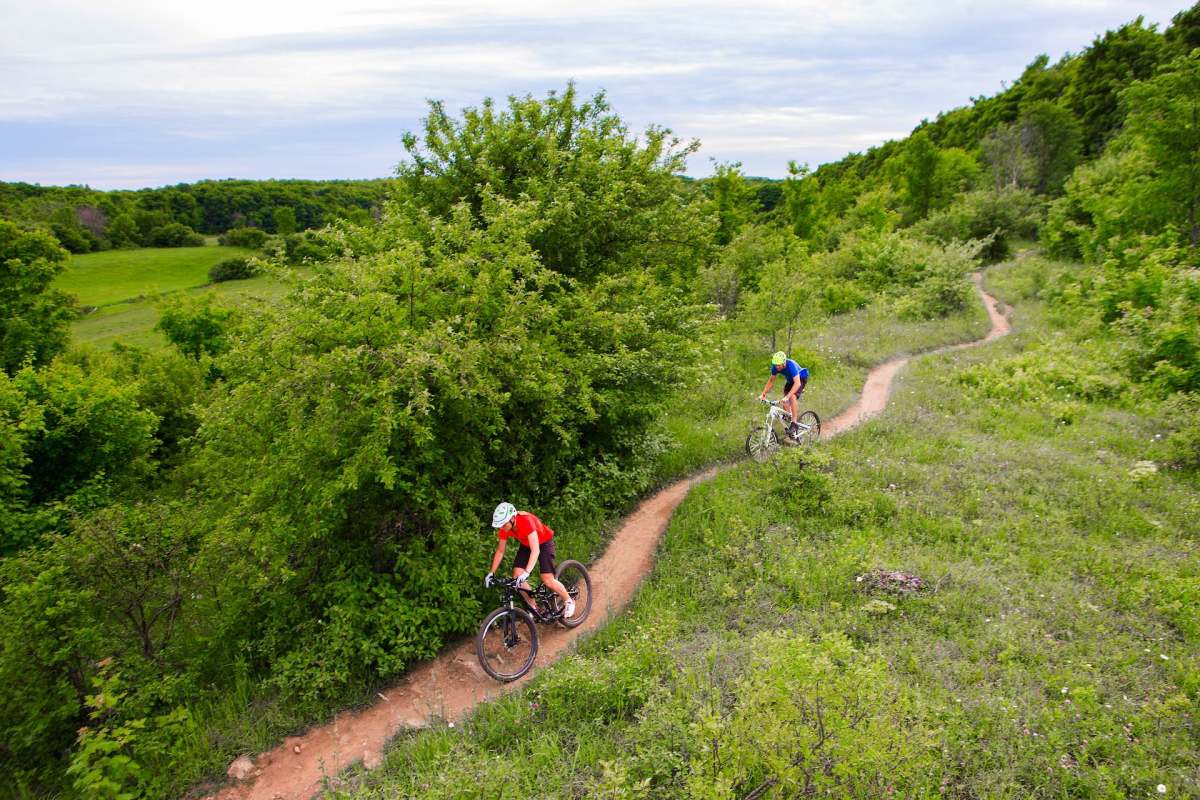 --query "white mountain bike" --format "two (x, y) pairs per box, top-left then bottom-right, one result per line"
(746, 398), (821, 462)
